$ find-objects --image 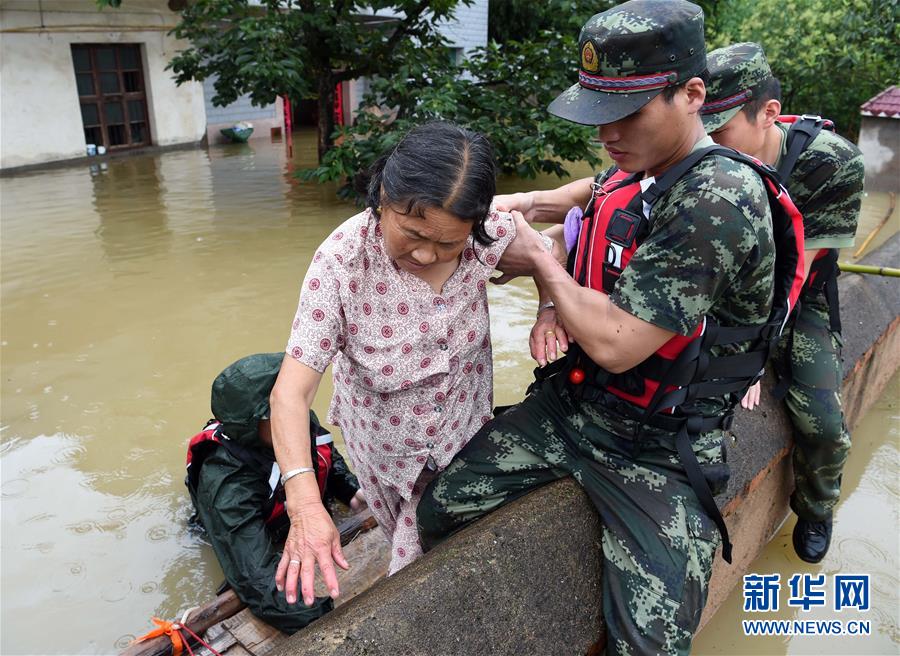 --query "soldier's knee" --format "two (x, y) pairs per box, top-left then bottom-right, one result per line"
(416, 478), (448, 553)
(820, 416), (848, 446)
